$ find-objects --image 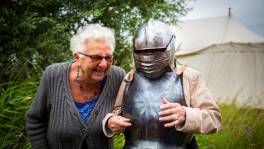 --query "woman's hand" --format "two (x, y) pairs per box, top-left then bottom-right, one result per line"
(159, 97), (186, 128)
(107, 115), (131, 135)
